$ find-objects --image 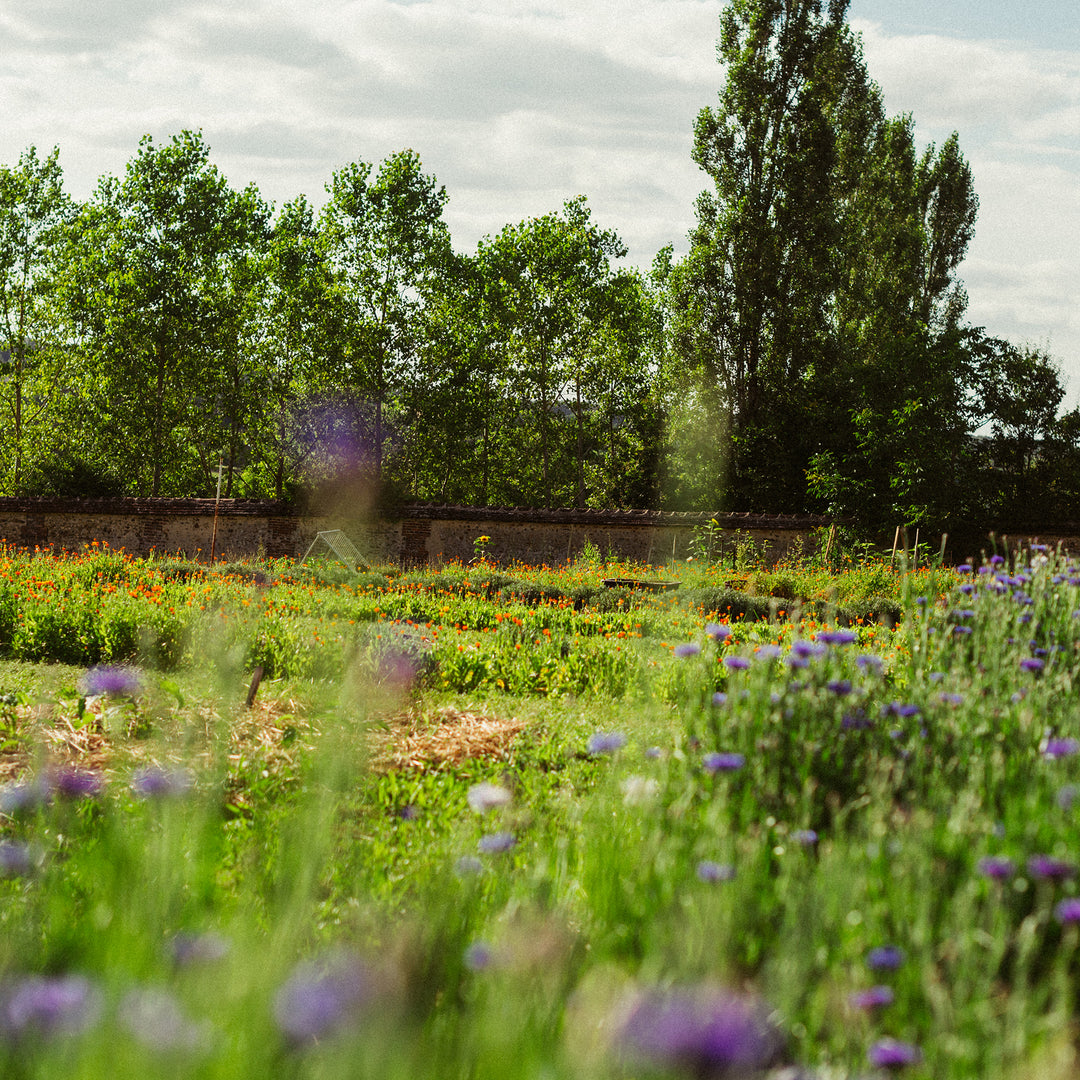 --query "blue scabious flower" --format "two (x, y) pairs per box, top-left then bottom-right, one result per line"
(1028, 855), (1076, 881)
(703, 752), (745, 774)
(696, 860), (736, 883)
(791, 639), (827, 659)
(849, 985), (894, 1010)
(866, 945), (905, 971)
(273, 955), (371, 1045)
(477, 832), (516, 855)
(817, 630), (857, 646)
(79, 665), (142, 698)
(711, 692), (728, 707)
(171, 931), (230, 967)
(1042, 737), (1080, 760)
(1055, 898), (1080, 925)
(52, 767), (103, 800)
(463, 942), (496, 971)
(723, 656), (750, 671)
(2, 974), (102, 1039)
(957, 564), (974, 574)
(856, 654), (883, 671)
(1020, 657), (1045, 673)
(826, 679), (852, 696)
(705, 623), (731, 641)
(674, 643), (701, 659)
(977, 855), (1016, 881)
(132, 767), (193, 799)
(588, 731), (627, 755)
(755, 645), (782, 661)
(868, 1038), (922, 1069)
(619, 987), (782, 1075)
(0, 841), (35, 878)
